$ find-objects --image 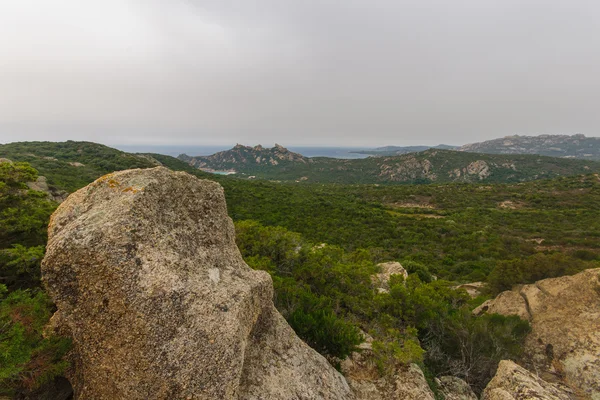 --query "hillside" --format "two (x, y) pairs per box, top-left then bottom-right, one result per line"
(0, 141), (212, 192)
(180, 145), (600, 184)
(459, 134), (600, 160)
